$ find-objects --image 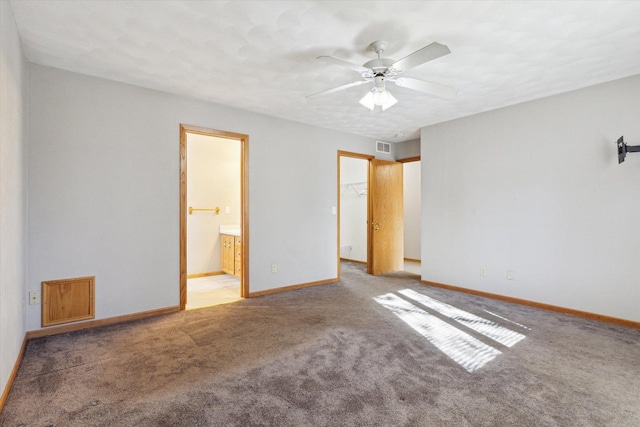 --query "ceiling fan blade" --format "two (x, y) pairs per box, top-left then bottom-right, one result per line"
(306, 80), (370, 99)
(317, 56), (370, 74)
(390, 42), (451, 73)
(393, 77), (457, 99)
